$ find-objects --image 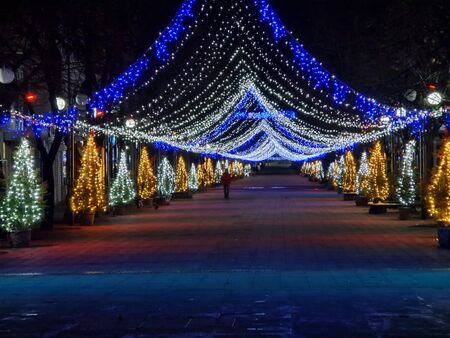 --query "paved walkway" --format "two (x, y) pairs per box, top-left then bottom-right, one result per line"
(1, 175), (450, 337)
